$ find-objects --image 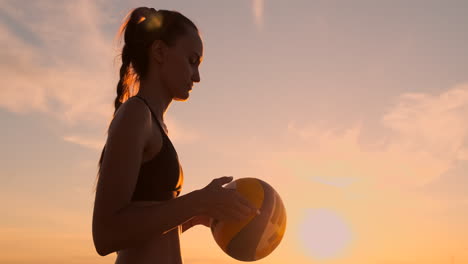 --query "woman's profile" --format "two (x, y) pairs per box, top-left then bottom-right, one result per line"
(92, 7), (257, 264)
